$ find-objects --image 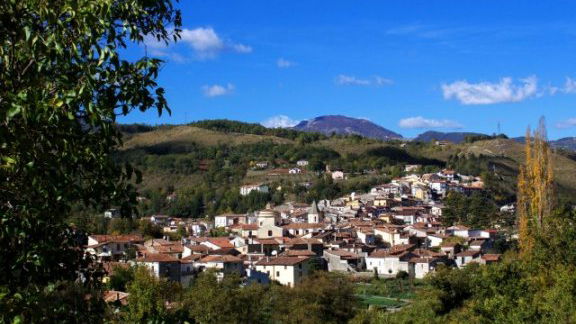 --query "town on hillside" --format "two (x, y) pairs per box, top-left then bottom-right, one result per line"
(88, 166), (509, 307)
